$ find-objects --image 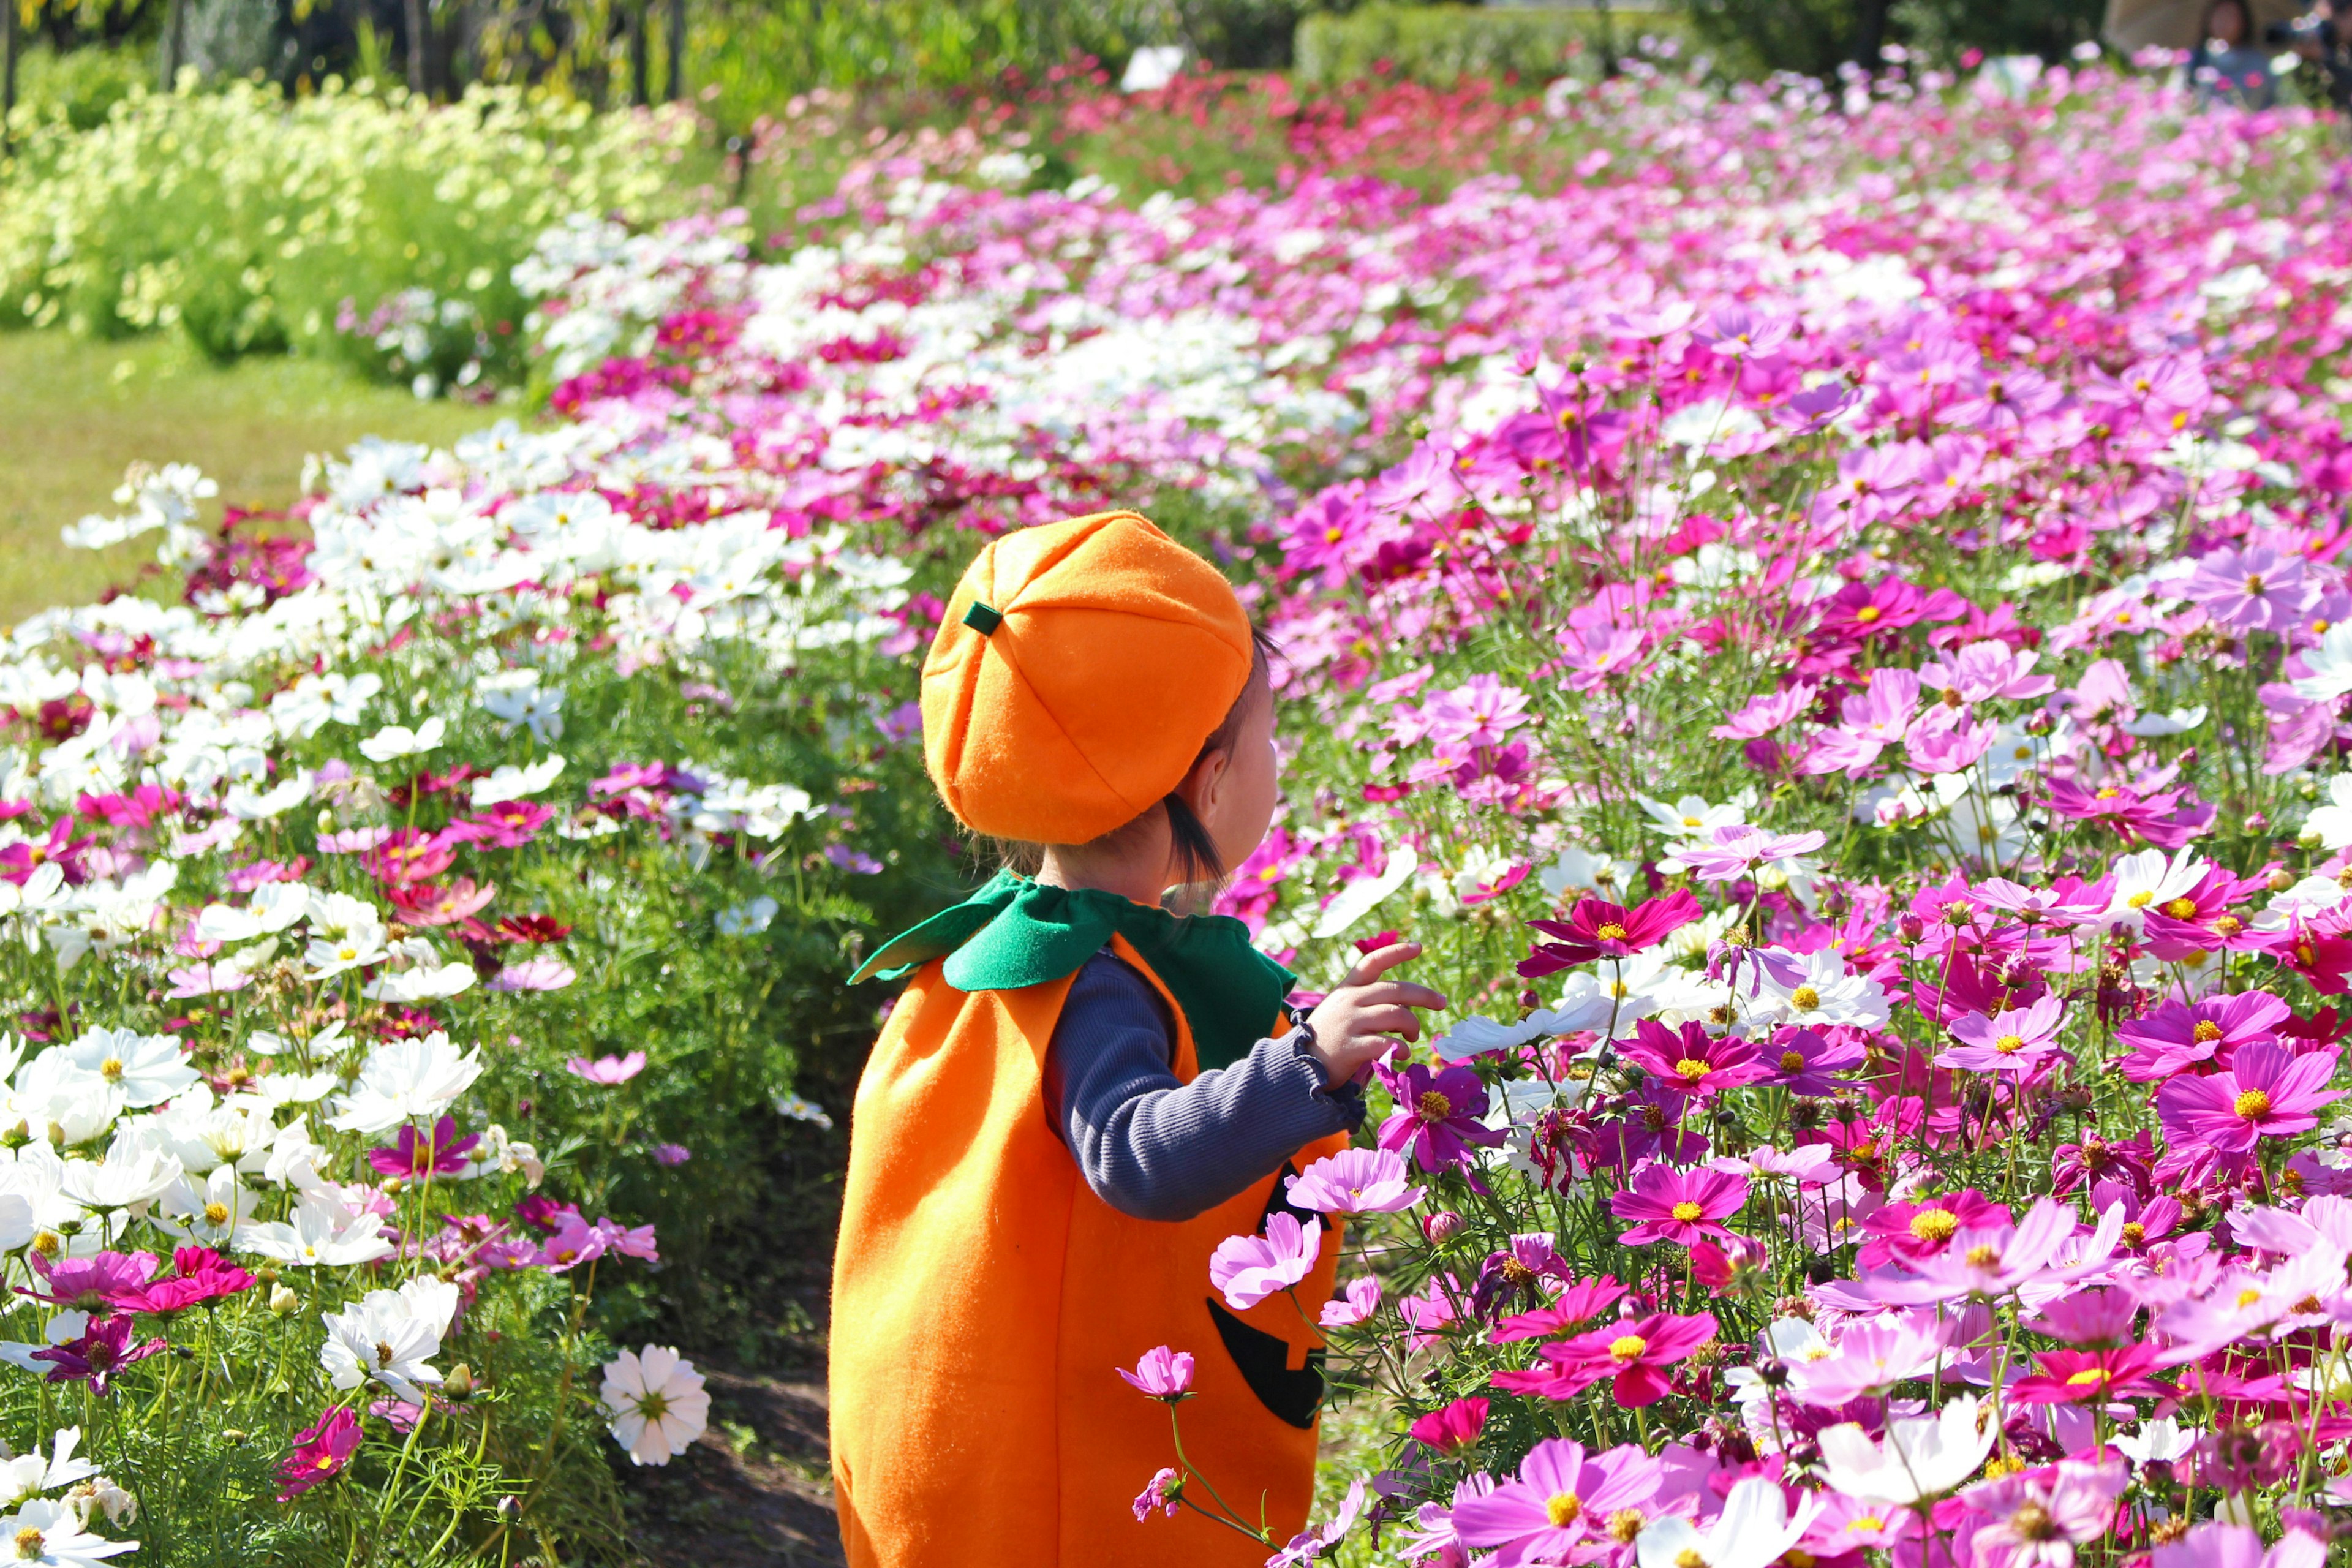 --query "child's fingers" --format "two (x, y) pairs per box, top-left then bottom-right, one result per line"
(1349, 1004), (1424, 1042)
(1350, 979), (1450, 1013)
(1336, 940), (1422, 990)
